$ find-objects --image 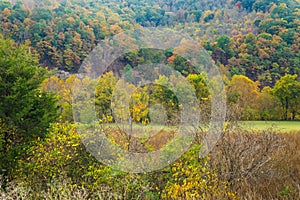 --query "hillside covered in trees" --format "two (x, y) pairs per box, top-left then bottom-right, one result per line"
(0, 0), (299, 83)
(0, 0), (300, 199)
(1, 0), (299, 119)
